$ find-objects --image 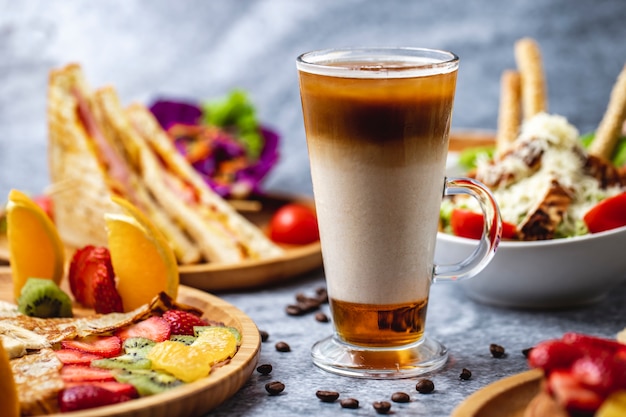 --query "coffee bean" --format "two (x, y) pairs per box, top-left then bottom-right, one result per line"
(286, 304), (304, 316)
(415, 378), (435, 394)
(315, 287), (328, 303)
(259, 330), (269, 342)
(275, 341), (291, 352)
(265, 381), (285, 396)
(316, 390), (340, 402)
(340, 398), (359, 409)
(391, 392), (410, 403)
(256, 363), (272, 375)
(372, 401), (391, 414)
(315, 312), (329, 323)
(460, 368), (472, 380)
(522, 347), (533, 358)
(490, 343), (506, 358)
